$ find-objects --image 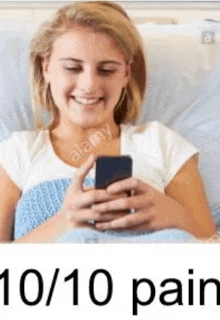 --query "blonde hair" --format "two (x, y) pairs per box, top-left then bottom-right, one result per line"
(30, 1), (147, 130)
